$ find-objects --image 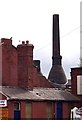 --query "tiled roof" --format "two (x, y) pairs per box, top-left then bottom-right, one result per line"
(0, 86), (80, 101)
